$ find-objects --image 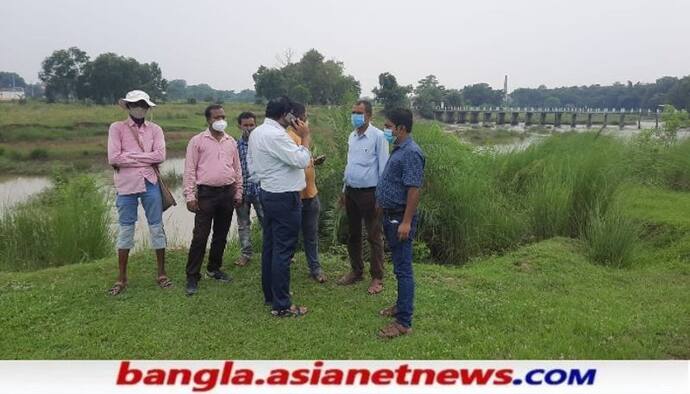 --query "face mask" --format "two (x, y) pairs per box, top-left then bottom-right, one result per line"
(241, 127), (254, 138)
(383, 128), (395, 144)
(128, 107), (148, 120)
(211, 119), (228, 132)
(351, 114), (365, 129)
